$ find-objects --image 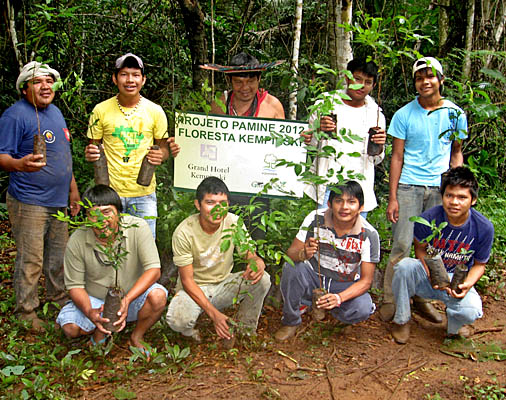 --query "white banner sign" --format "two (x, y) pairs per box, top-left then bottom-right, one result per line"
(174, 112), (308, 198)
